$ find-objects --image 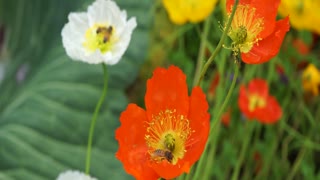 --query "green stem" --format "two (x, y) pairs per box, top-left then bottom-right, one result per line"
(210, 59), (240, 138)
(195, 0), (239, 86)
(202, 121), (222, 180)
(192, 59), (240, 180)
(286, 148), (307, 180)
(231, 122), (255, 180)
(85, 64), (108, 174)
(193, 17), (211, 87)
(282, 122), (320, 151)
